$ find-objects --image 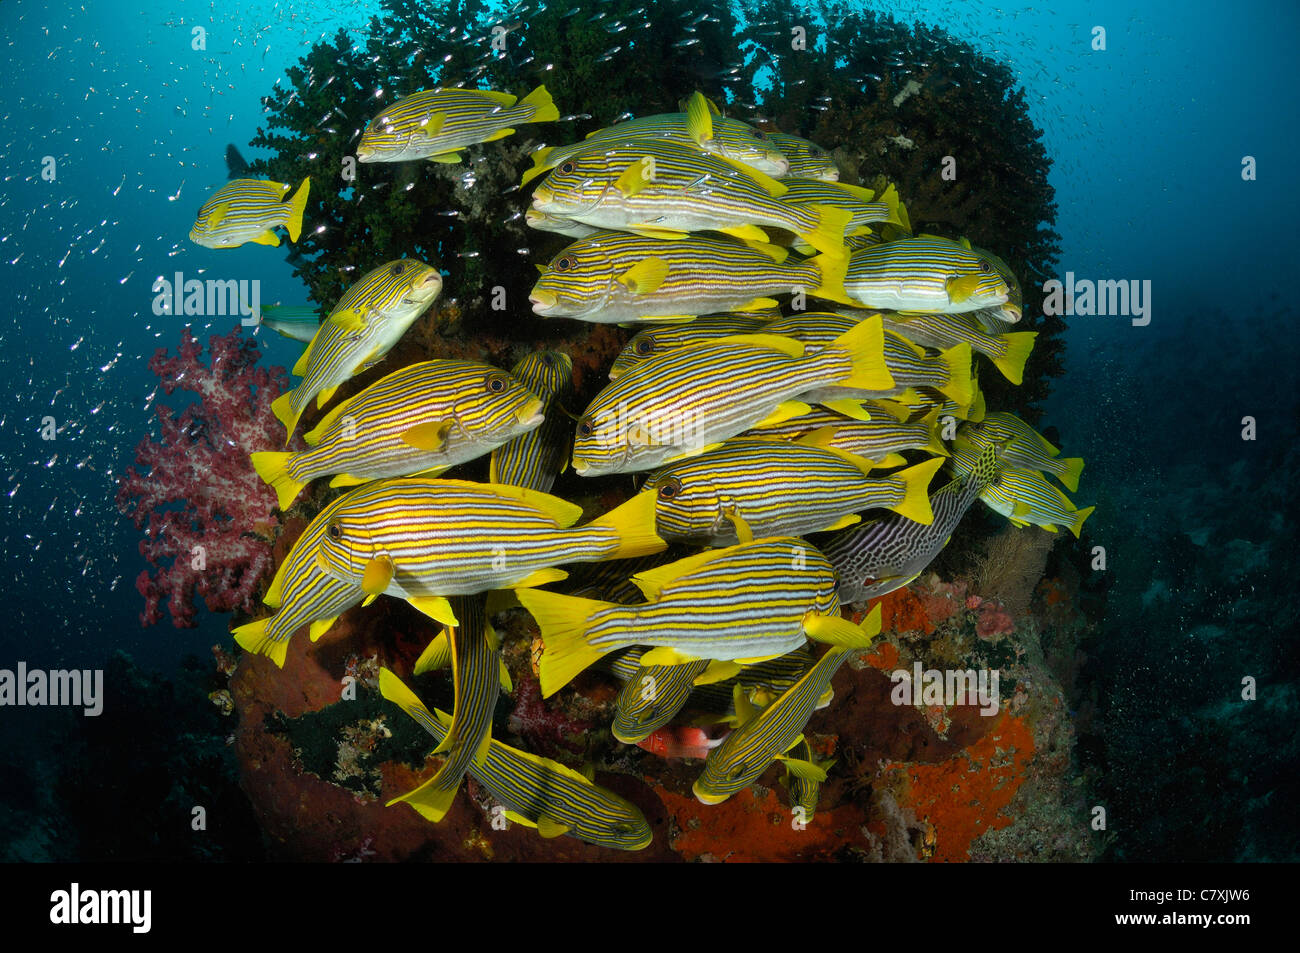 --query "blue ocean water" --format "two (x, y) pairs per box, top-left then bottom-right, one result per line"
(0, 0), (1295, 862)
